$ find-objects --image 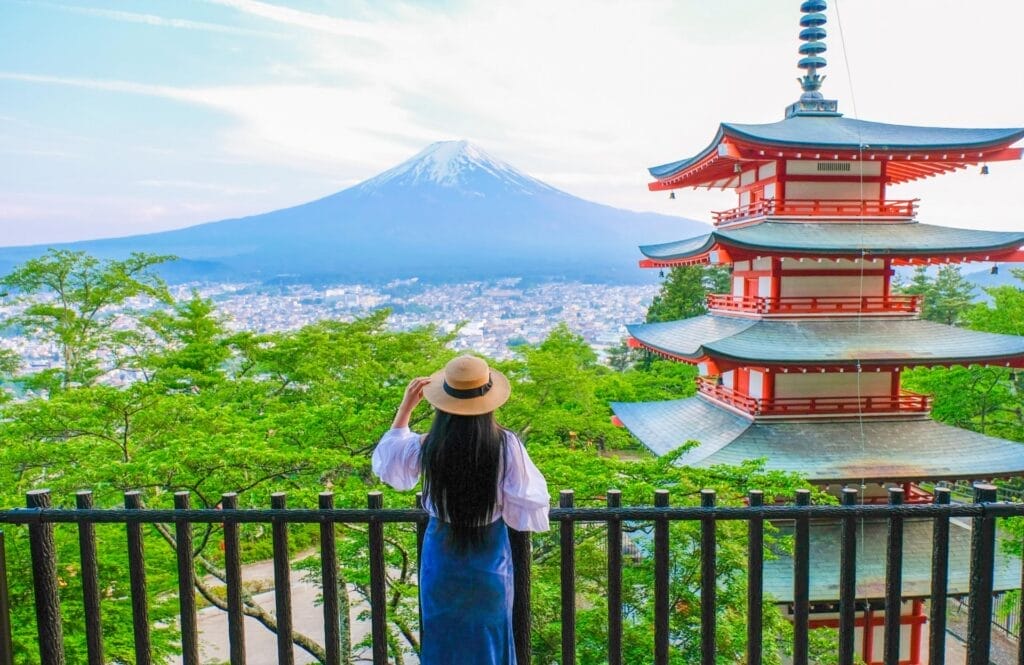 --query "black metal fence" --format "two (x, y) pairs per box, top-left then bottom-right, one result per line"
(0, 484), (1022, 665)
